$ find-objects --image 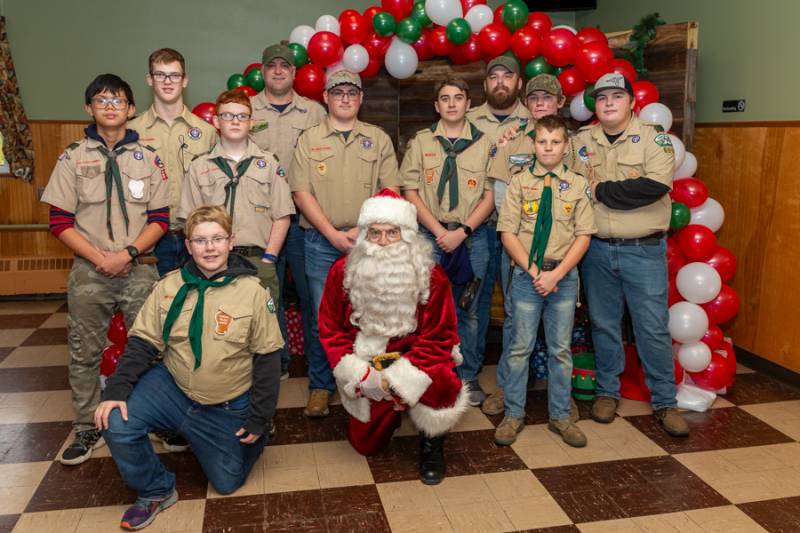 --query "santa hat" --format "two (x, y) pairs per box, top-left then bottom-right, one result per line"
(358, 188), (418, 232)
